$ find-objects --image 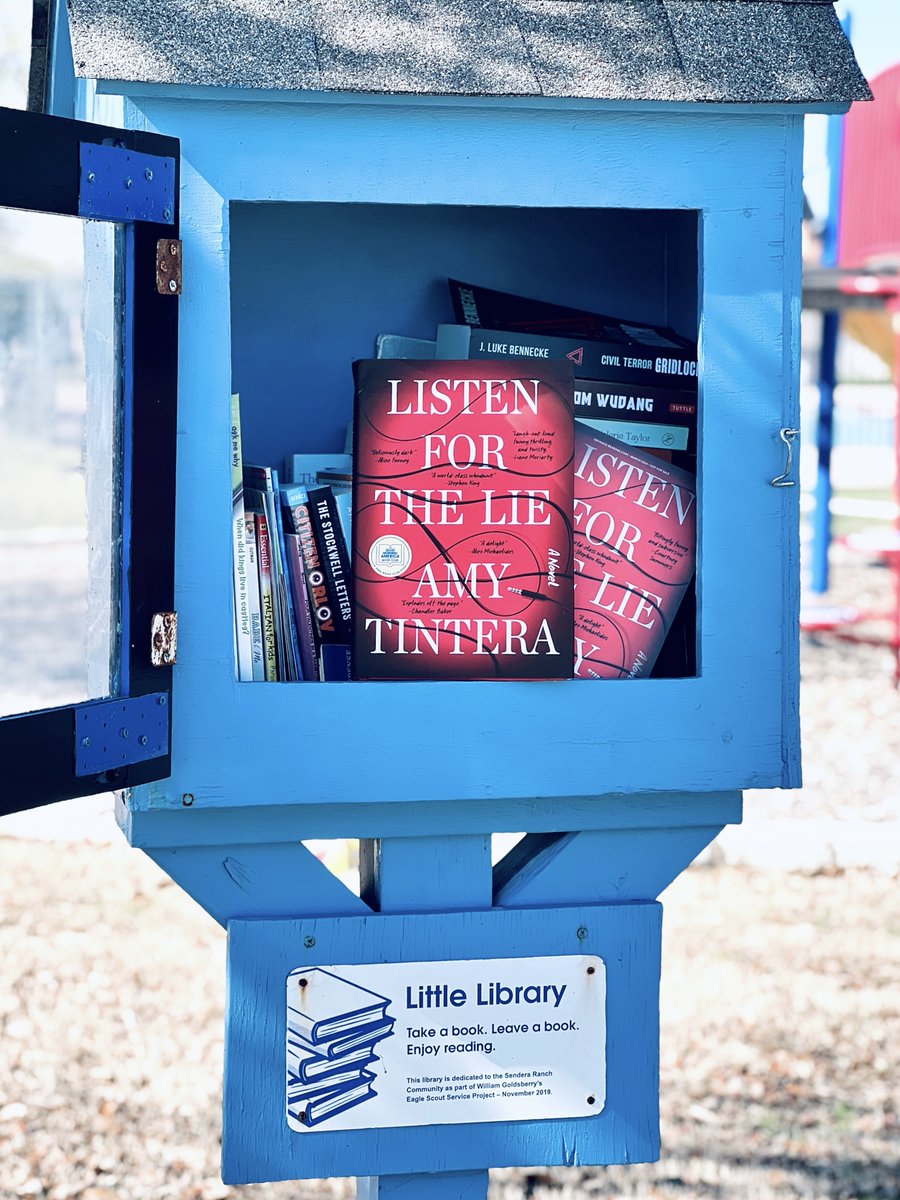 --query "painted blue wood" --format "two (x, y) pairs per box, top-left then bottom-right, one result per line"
(222, 903), (661, 1183)
(122, 790), (742, 847)
(493, 826), (723, 907)
(360, 836), (493, 914)
(779, 114), (805, 791)
(45, 0), (77, 118)
(111, 99), (805, 819)
(358, 1171), (489, 1199)
(357, 834), (492, 1194)
(96, 78), (850, 119)
(147, 841), (369, 927)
